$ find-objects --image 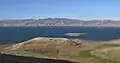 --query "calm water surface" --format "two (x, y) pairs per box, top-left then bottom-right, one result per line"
(0, 26), (120, 44)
